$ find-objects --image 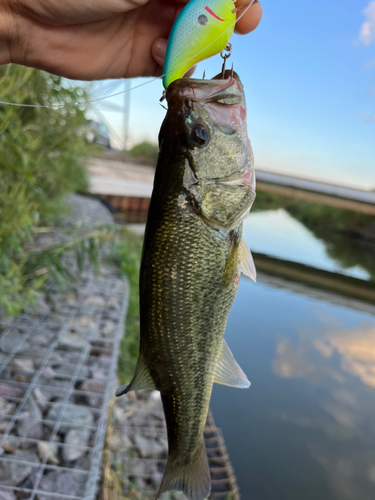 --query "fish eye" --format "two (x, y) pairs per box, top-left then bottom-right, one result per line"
(198, 14), (208, 25)
(191, 124), (209, 146)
